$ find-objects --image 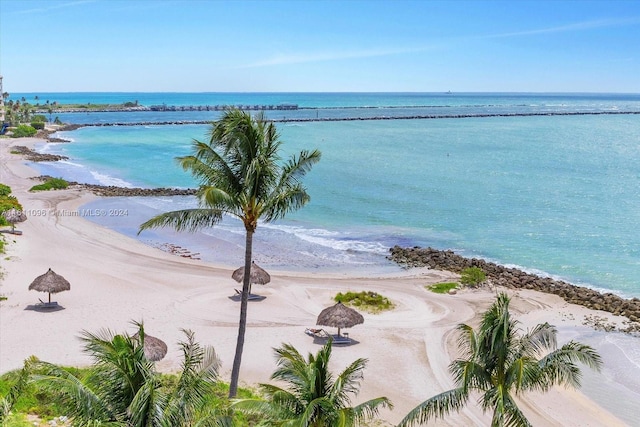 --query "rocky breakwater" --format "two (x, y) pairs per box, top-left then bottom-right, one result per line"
(77, 184), (197, 197)
(388, 245), (640, 330)
(11, 146), (69, 162)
